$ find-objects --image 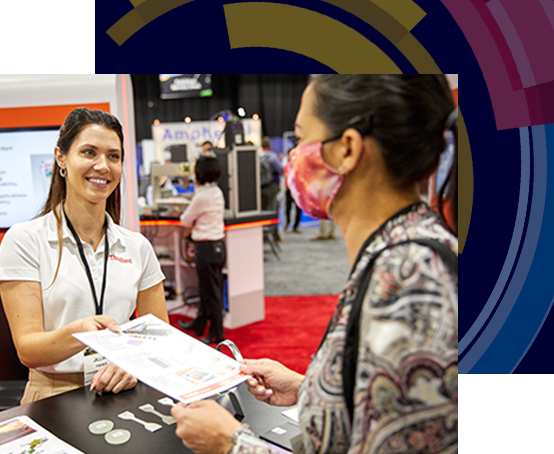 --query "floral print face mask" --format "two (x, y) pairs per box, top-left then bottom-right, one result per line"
(286, 140), (345, 220)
